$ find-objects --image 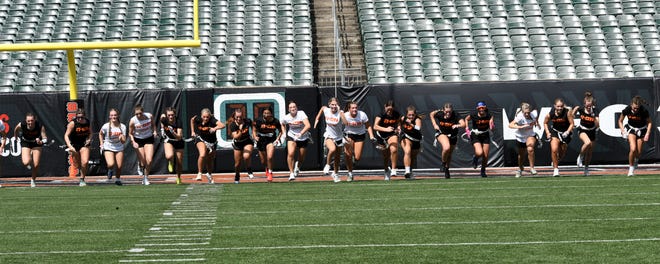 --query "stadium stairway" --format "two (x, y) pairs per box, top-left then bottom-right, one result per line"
(311, 0), (367, 86)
